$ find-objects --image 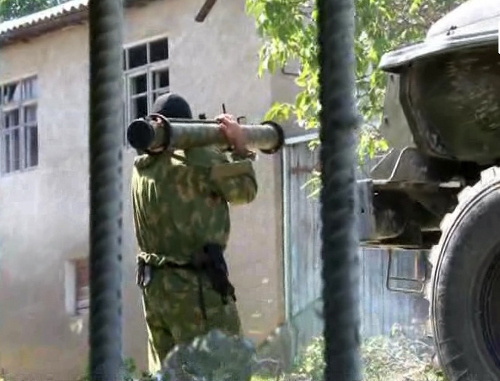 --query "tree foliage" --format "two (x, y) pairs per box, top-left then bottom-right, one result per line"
(0, 0), (67, 21)
(245, 0), (466, 161)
